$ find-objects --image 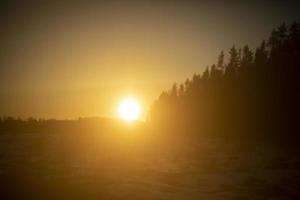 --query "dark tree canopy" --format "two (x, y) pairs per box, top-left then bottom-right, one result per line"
(150, 22), (300, 142)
